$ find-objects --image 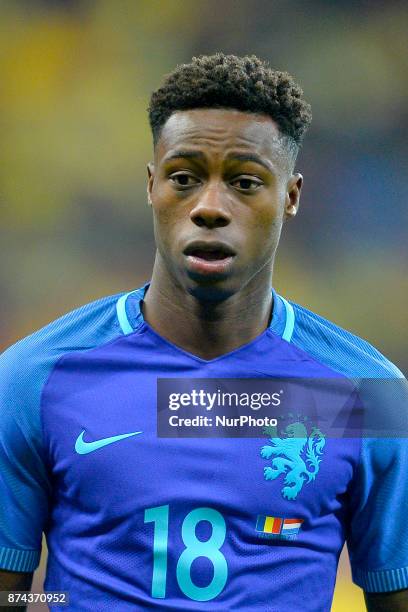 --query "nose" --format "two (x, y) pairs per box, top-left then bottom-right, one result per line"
(189, 184), (231, 229)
